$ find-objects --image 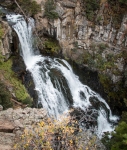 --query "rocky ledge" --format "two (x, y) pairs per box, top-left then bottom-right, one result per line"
(0, 107), (47, 150)
(0, 106), (105, 150)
